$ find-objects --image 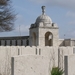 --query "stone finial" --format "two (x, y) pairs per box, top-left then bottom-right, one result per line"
(41, 6), (45, 15)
